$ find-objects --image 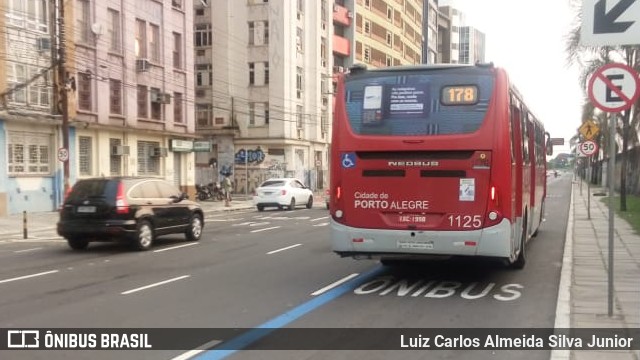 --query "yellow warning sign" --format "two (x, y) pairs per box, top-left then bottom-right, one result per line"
(579, 120), (599, 140)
